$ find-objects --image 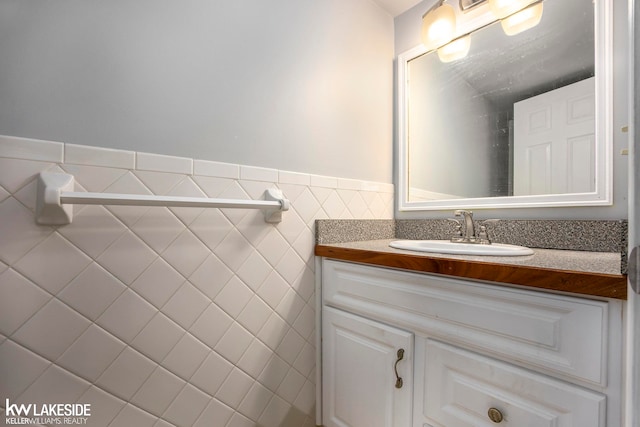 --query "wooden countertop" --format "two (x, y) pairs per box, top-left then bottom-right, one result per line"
(315, 240), (627, 300)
